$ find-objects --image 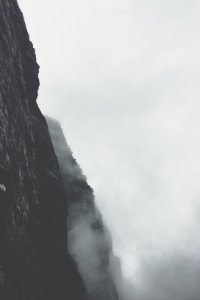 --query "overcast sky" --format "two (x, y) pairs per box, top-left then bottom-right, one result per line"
(19, 0), (200, 288)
